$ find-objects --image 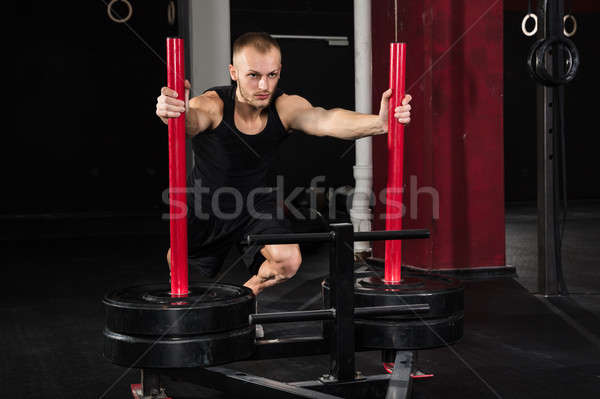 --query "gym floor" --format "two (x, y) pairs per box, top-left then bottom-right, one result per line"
(2, 202), (599, 399)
